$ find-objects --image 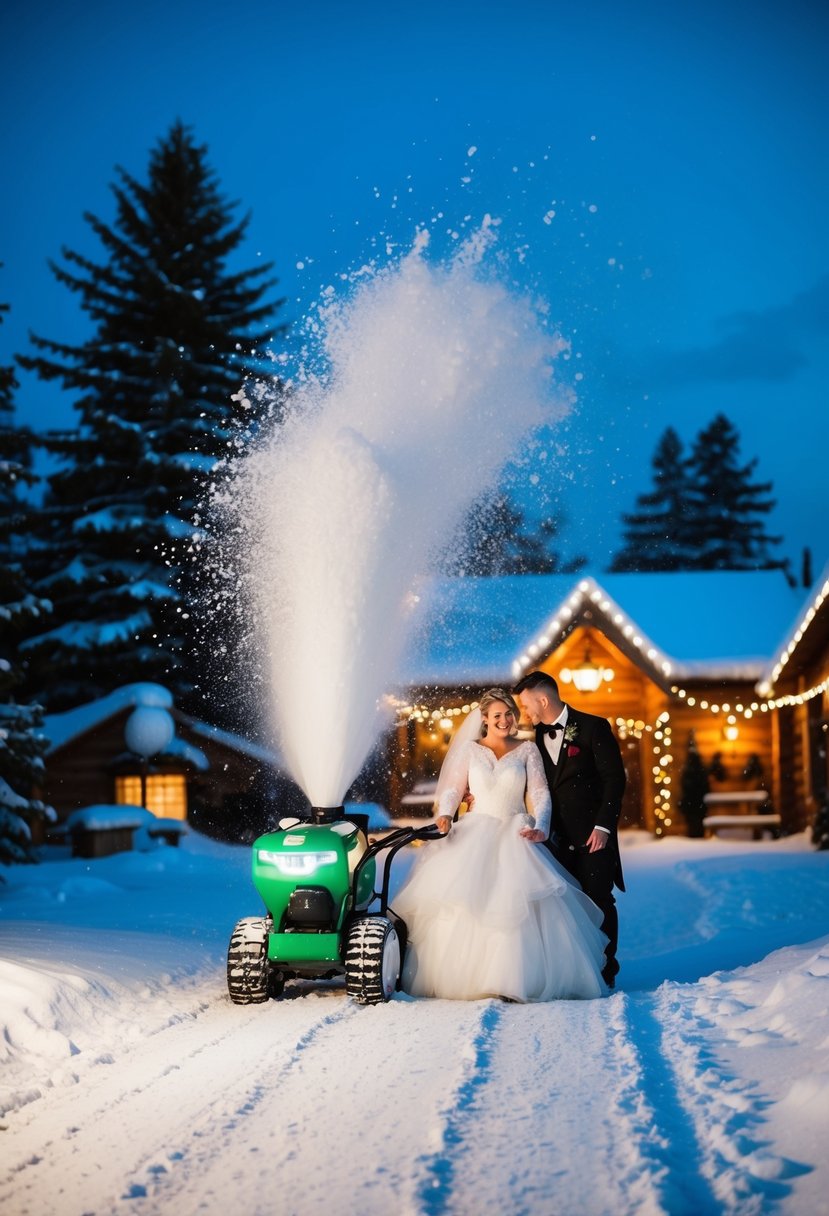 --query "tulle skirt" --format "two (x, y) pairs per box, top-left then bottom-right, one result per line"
(393, 812), (608, 1002)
